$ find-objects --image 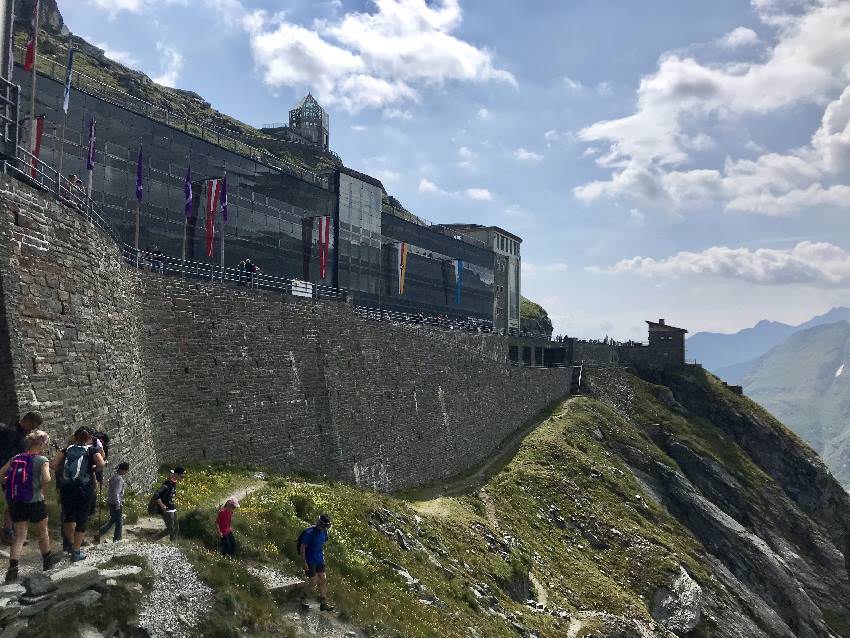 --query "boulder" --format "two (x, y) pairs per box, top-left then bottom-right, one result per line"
(650, 567), (703, 634)
(99, 565), (142, 579)
(50, 564), (102, 597)
(0, 619), (28, 638)
(0, 584), (24, 601)
(20, 573), (55, 597)
(46, 589), (101, 621)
